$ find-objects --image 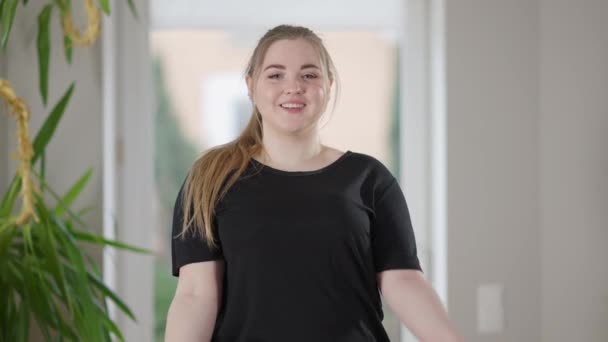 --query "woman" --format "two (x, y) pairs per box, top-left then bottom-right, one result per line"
(165, 24), (463, 342)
